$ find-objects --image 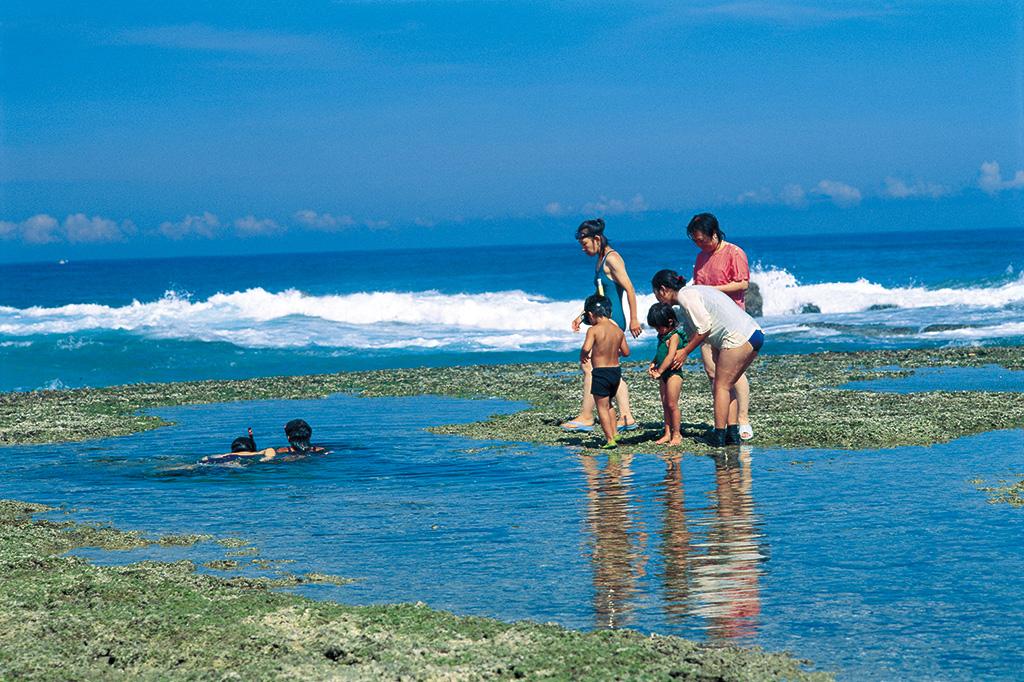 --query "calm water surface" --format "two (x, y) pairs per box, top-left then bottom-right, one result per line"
(2, 393), (1023, 680)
